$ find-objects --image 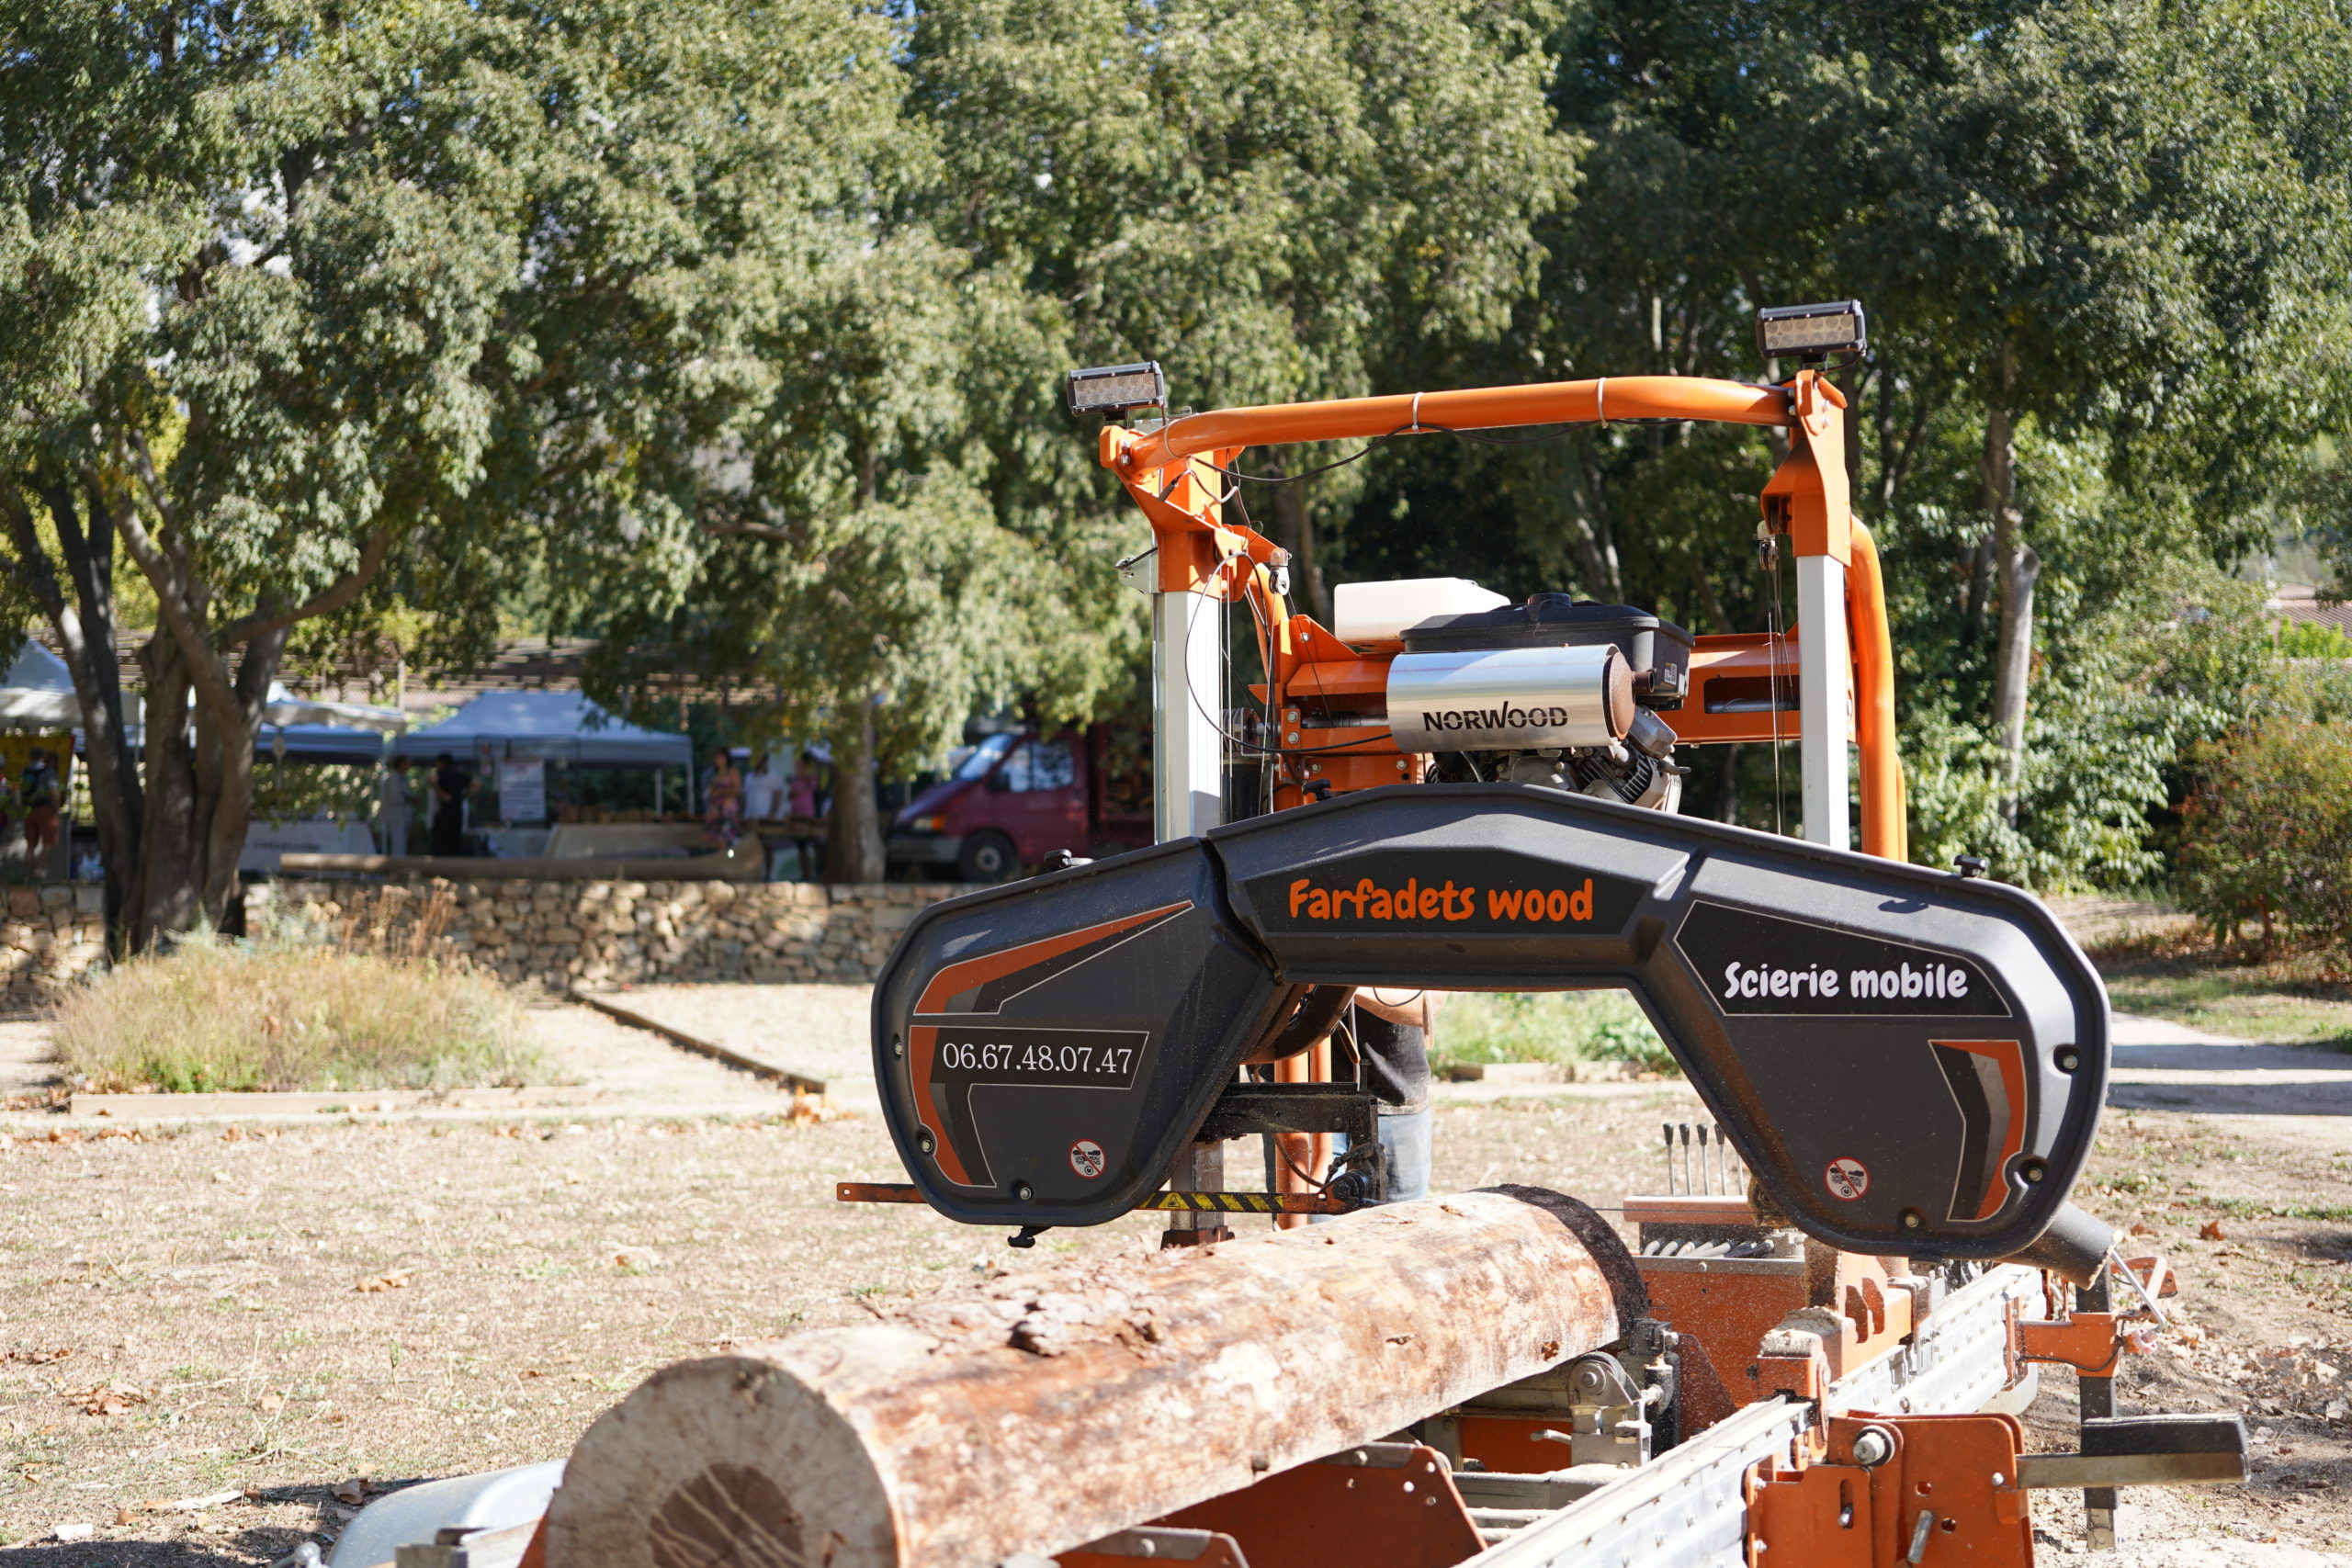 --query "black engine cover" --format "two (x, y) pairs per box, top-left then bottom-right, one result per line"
(872, 784), (2109, 1260)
